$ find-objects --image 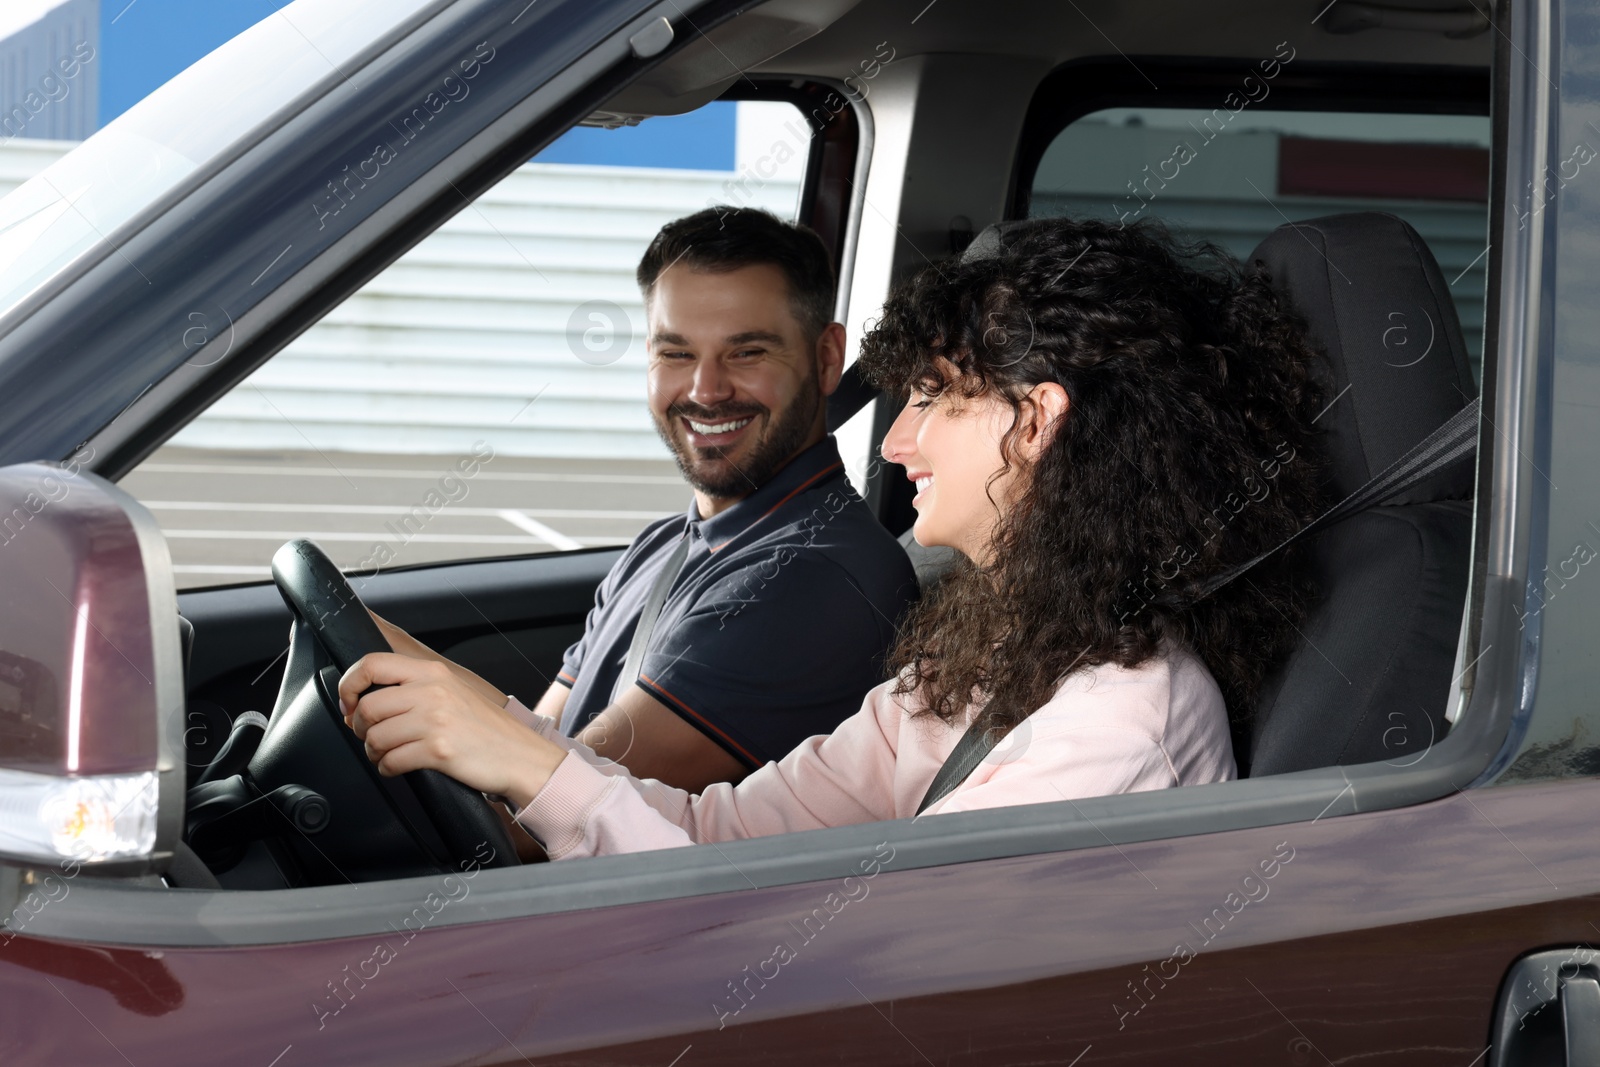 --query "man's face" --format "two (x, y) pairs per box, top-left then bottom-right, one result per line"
(645, 262), (832, 504)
